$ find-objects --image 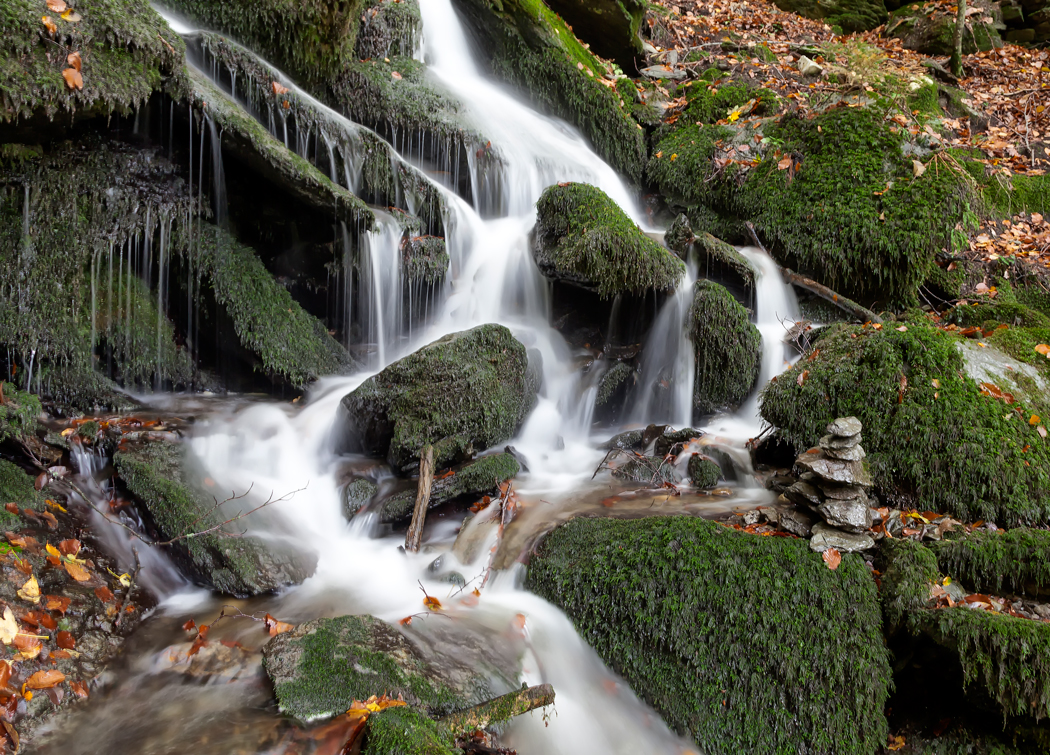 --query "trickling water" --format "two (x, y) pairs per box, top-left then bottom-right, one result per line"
(206, 117), (228, 227)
